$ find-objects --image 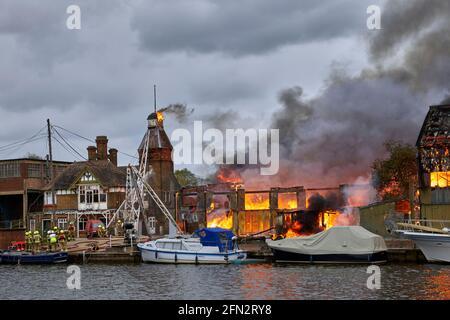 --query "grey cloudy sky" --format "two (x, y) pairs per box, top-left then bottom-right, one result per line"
(2, 0), (447, 184)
